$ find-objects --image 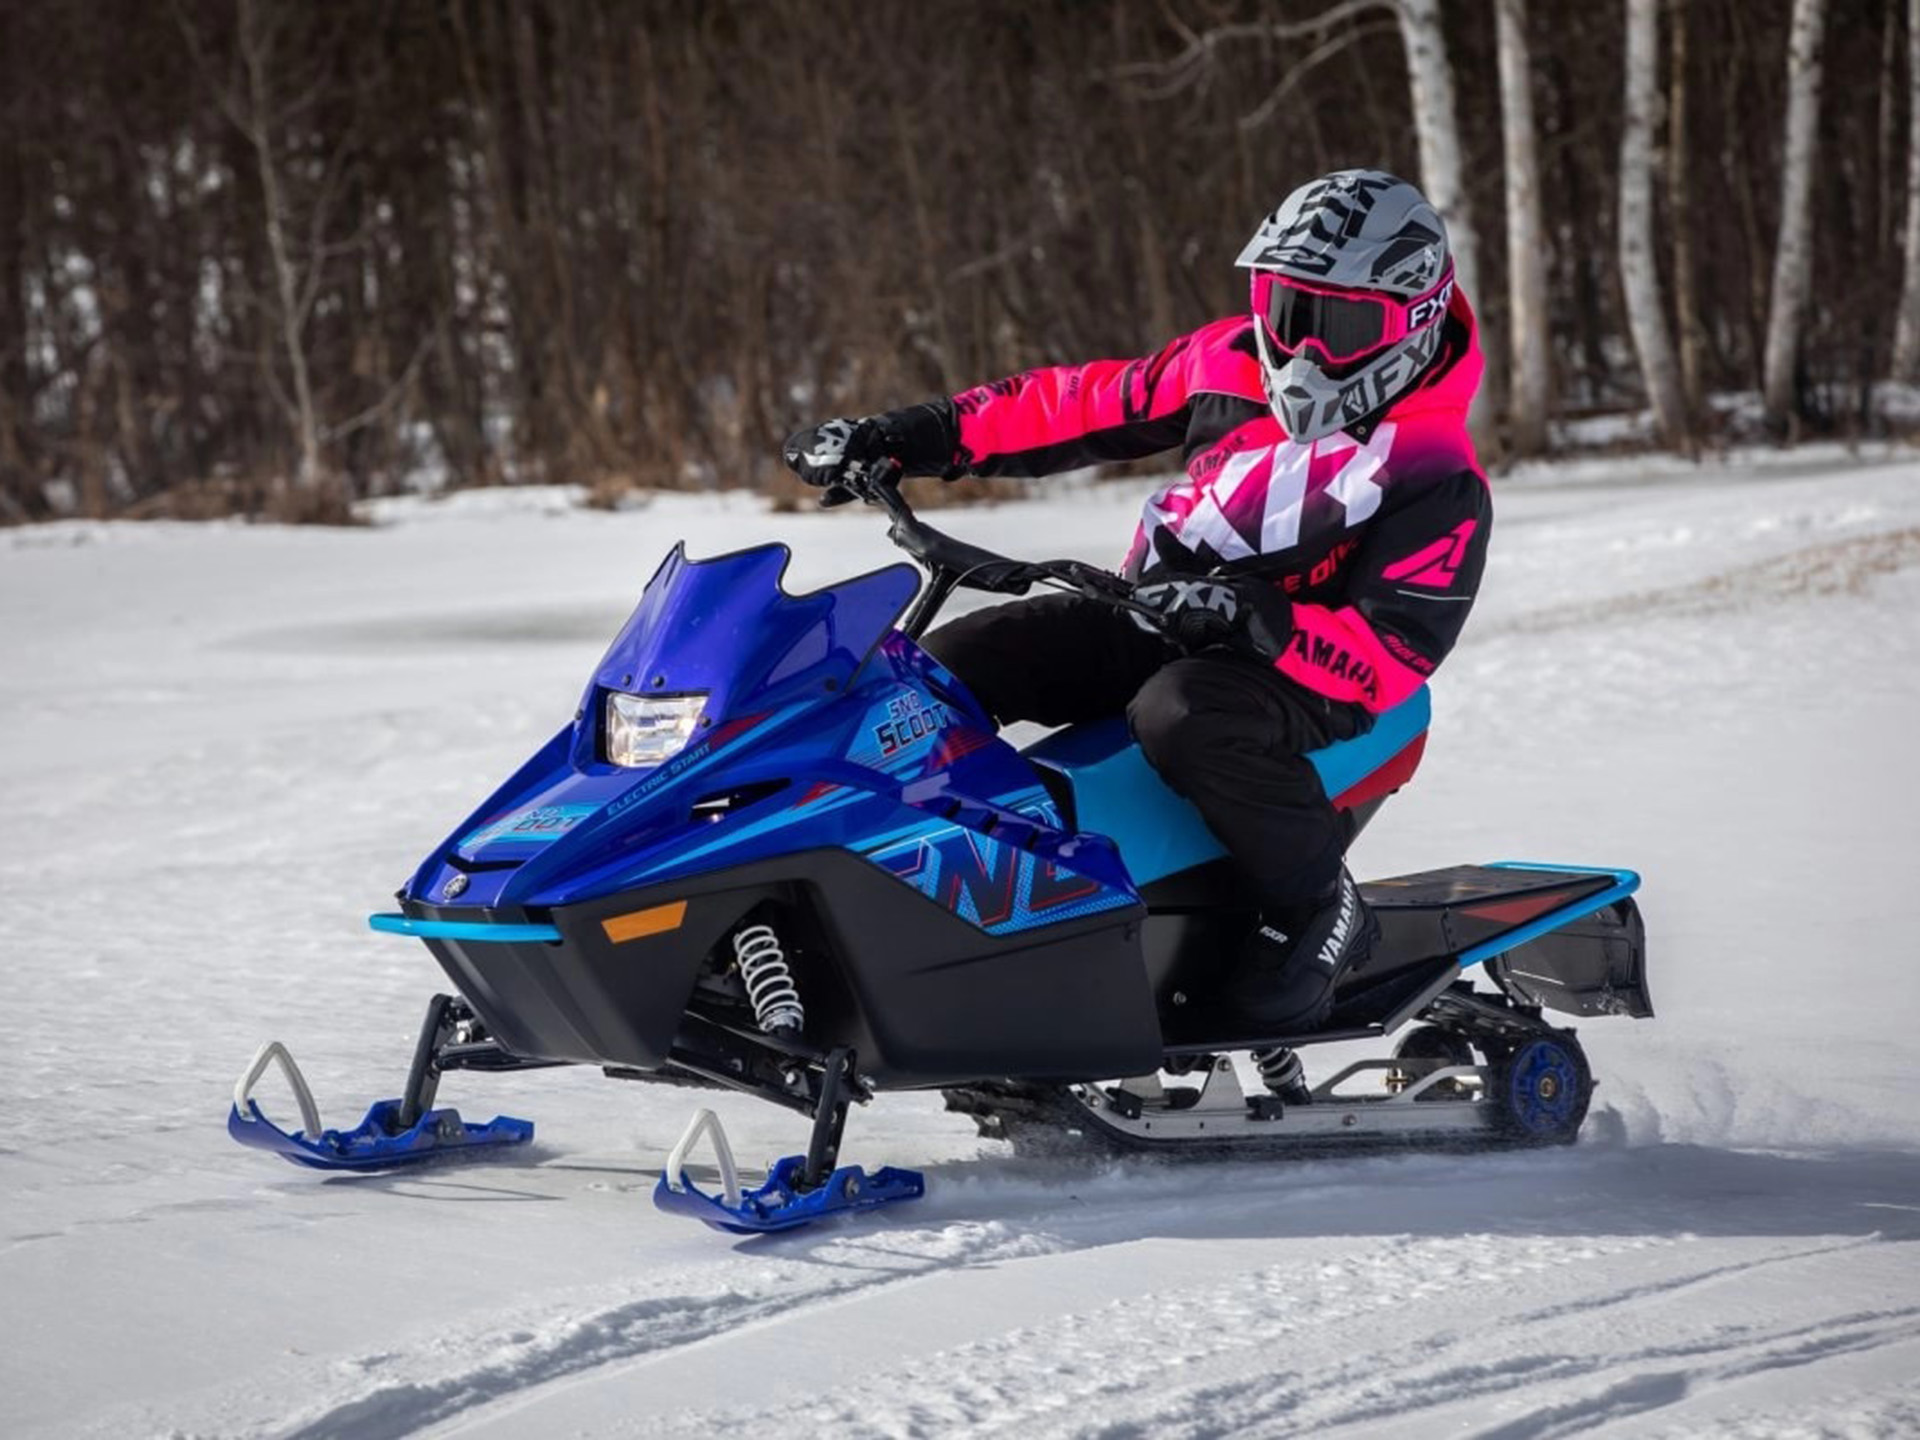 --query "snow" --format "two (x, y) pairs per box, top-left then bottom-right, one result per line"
(4, 448), (1919, 1439)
